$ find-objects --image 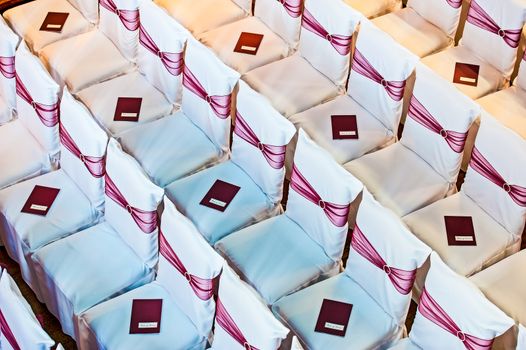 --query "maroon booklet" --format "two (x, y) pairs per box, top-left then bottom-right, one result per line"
(444, 216), (476, 246)
(314, 299), (353, 337)
(40, 12), (69, 33)
(113, 97), (143, 122)
(453, 63), (480, 87)
(331, 115), (359, 140)
(200, 180), (241, 212)
(21, 185), (60, 216)
(129, 299), (163, 334)
(234, 32), (264, 55)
